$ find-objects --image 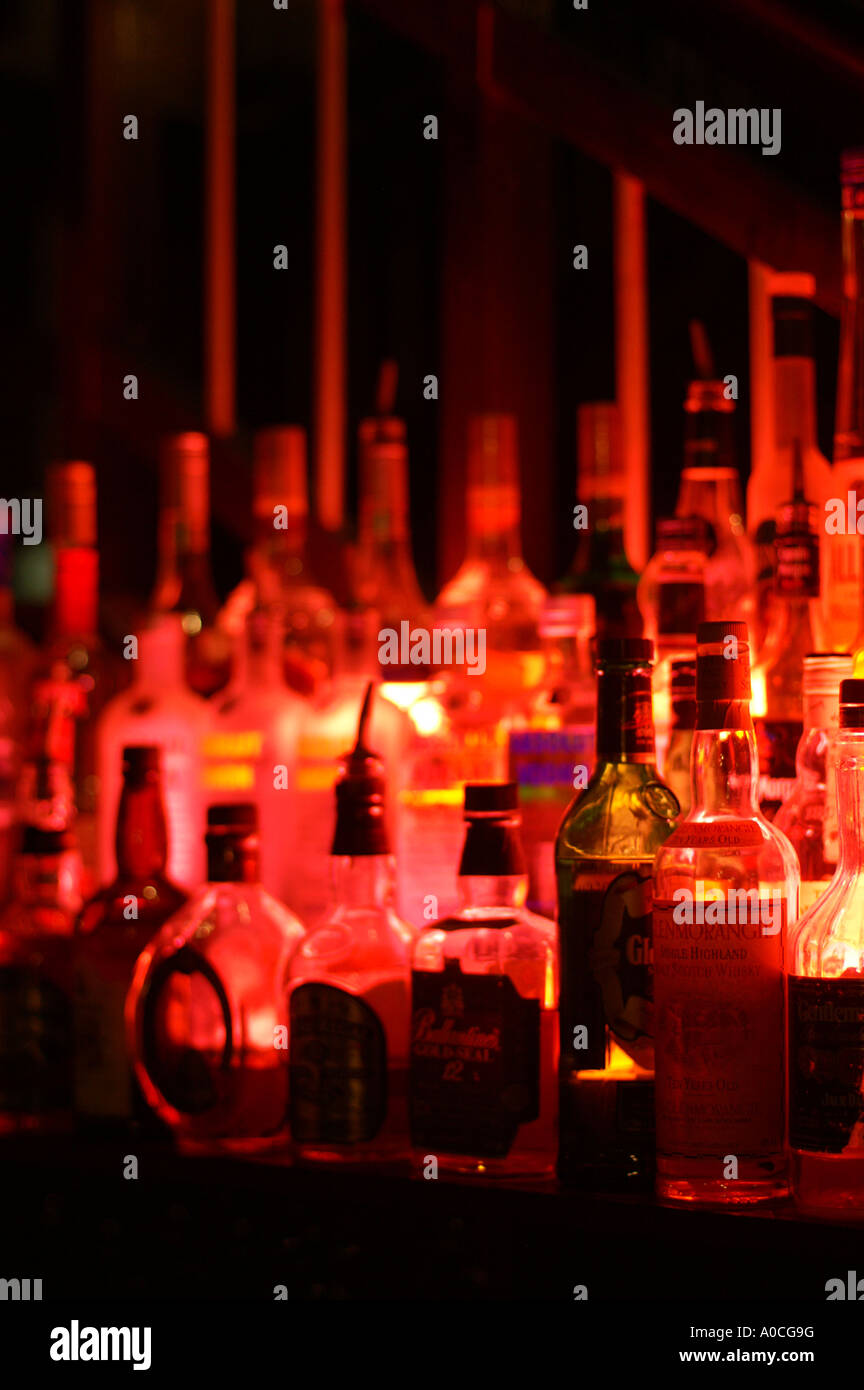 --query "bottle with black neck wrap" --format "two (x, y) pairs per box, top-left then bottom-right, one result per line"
(555, 637), (679, 1188)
